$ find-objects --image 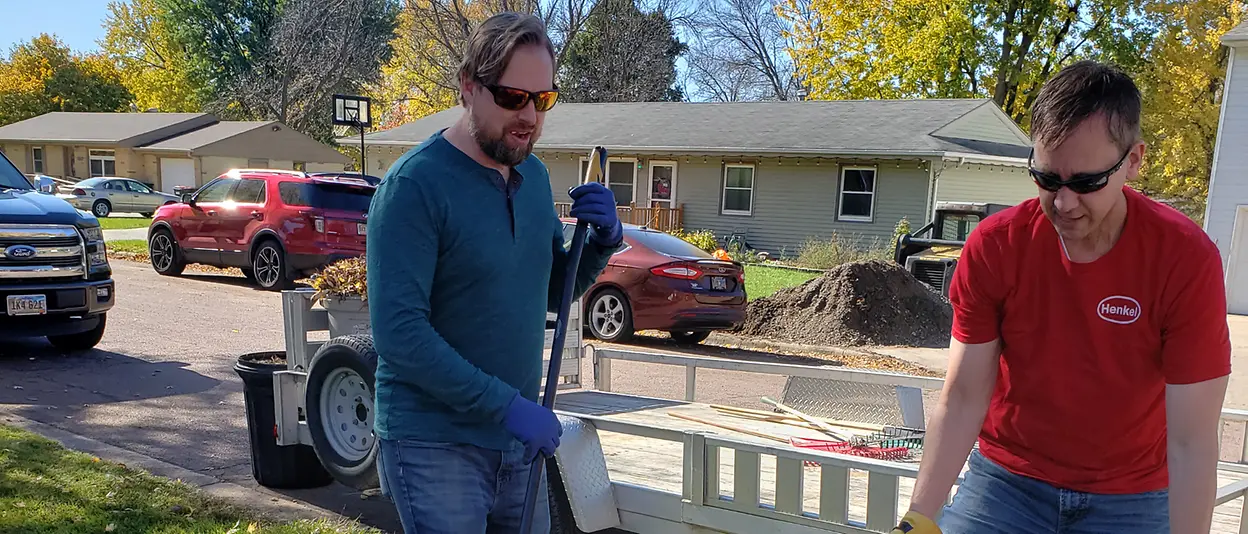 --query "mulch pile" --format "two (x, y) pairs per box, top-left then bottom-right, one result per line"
(739, 259), (953, 348)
